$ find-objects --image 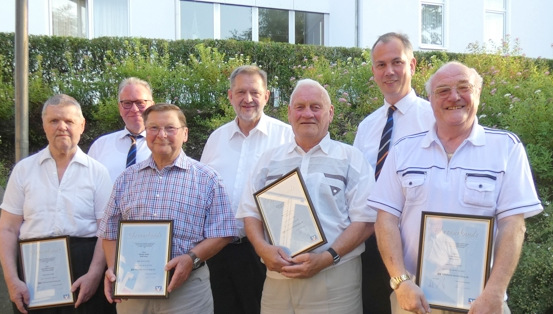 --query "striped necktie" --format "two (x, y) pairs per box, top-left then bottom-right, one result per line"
(375, 105), (396, 180)
(126, 134), (141, 168)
